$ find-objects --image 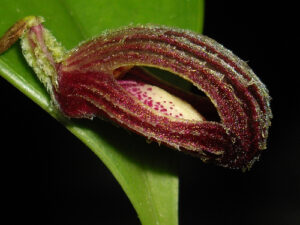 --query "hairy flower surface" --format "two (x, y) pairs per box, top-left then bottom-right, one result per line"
(0, 16), (272, 169)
